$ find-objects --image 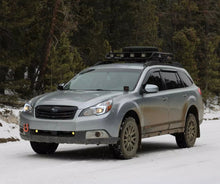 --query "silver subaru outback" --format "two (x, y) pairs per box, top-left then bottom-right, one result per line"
(20, 46), (203, 159)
